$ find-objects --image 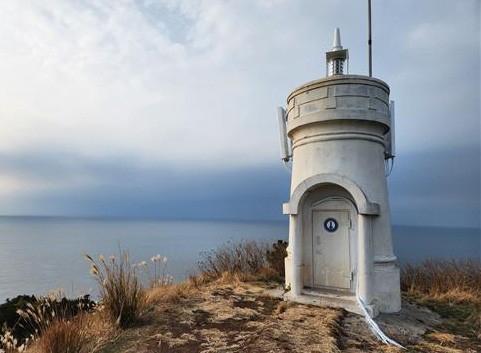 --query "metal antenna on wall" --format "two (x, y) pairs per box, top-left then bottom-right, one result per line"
(368, 0), (372, 77)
